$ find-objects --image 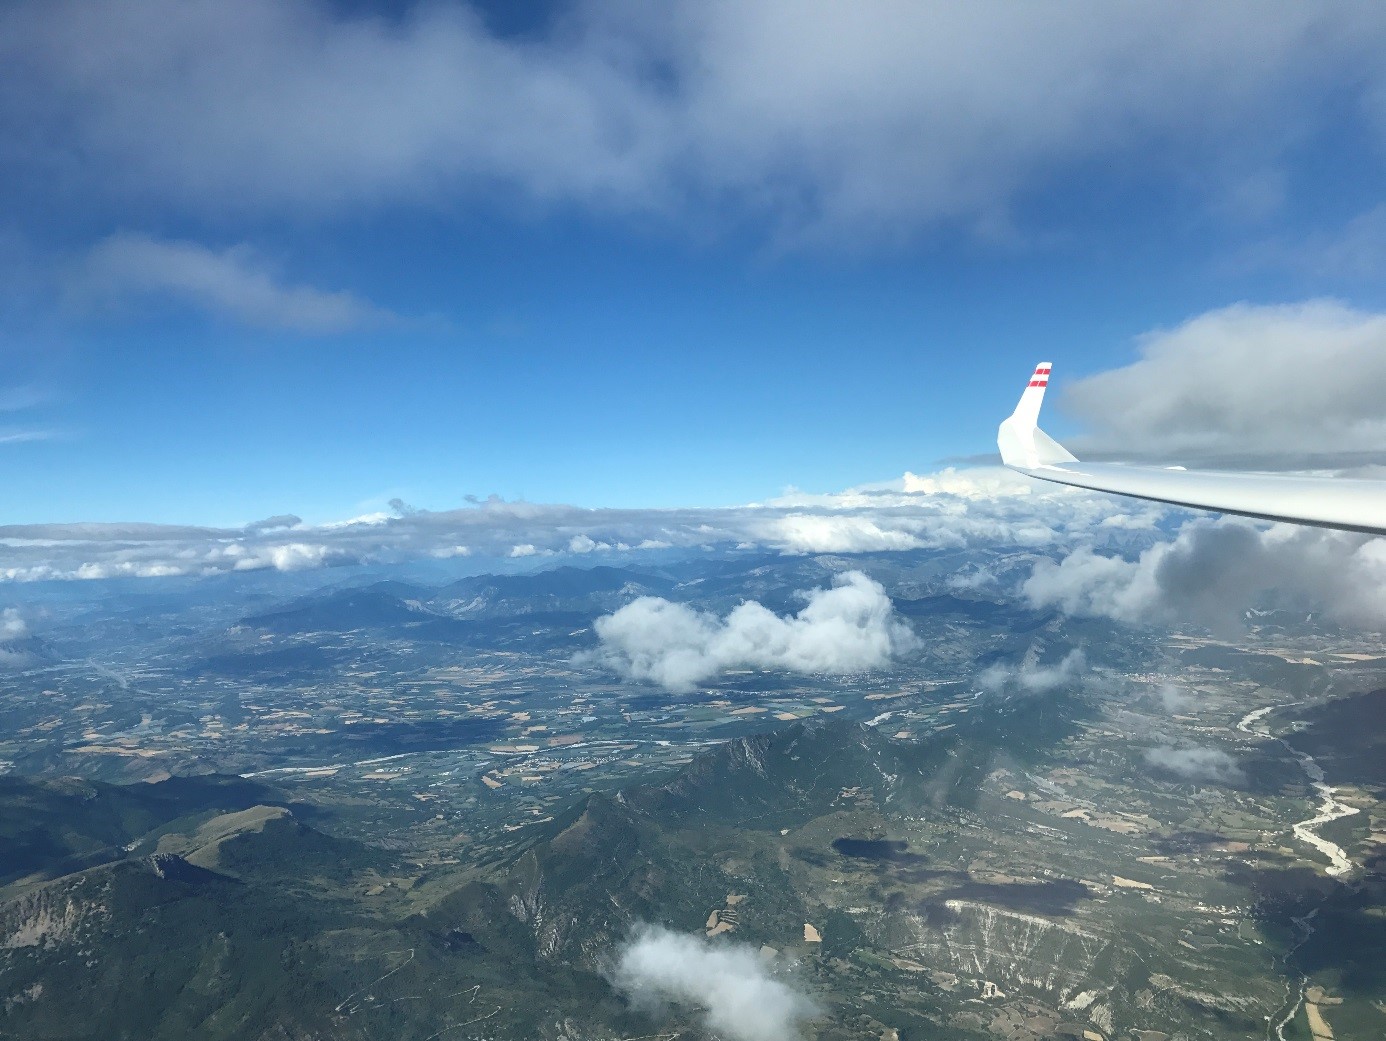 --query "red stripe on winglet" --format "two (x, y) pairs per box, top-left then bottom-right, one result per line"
(1028, 379), (1046, 387)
